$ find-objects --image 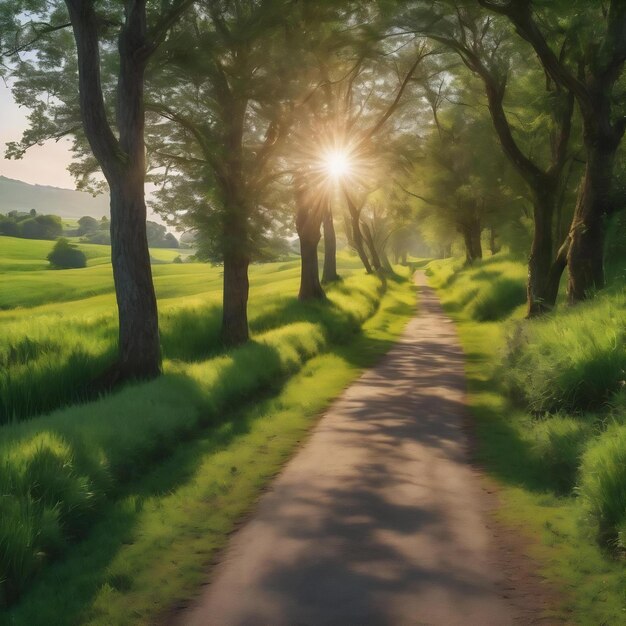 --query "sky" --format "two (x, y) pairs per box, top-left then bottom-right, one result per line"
(0, 81), (166, 222)
(0, 82), (76, 188)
